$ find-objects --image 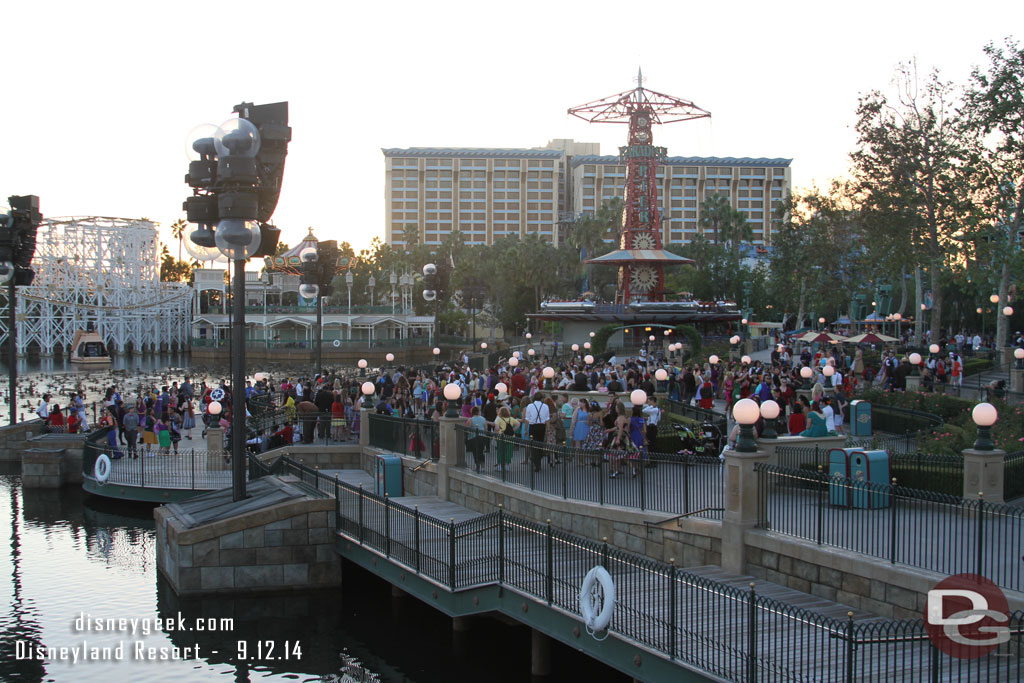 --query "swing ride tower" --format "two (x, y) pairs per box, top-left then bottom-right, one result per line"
(569, 69), (710, 303)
